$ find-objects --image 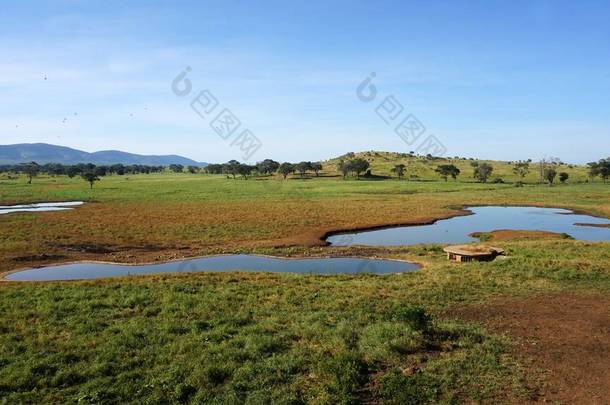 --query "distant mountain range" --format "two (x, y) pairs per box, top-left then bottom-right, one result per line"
(0, 143), (207, 166)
